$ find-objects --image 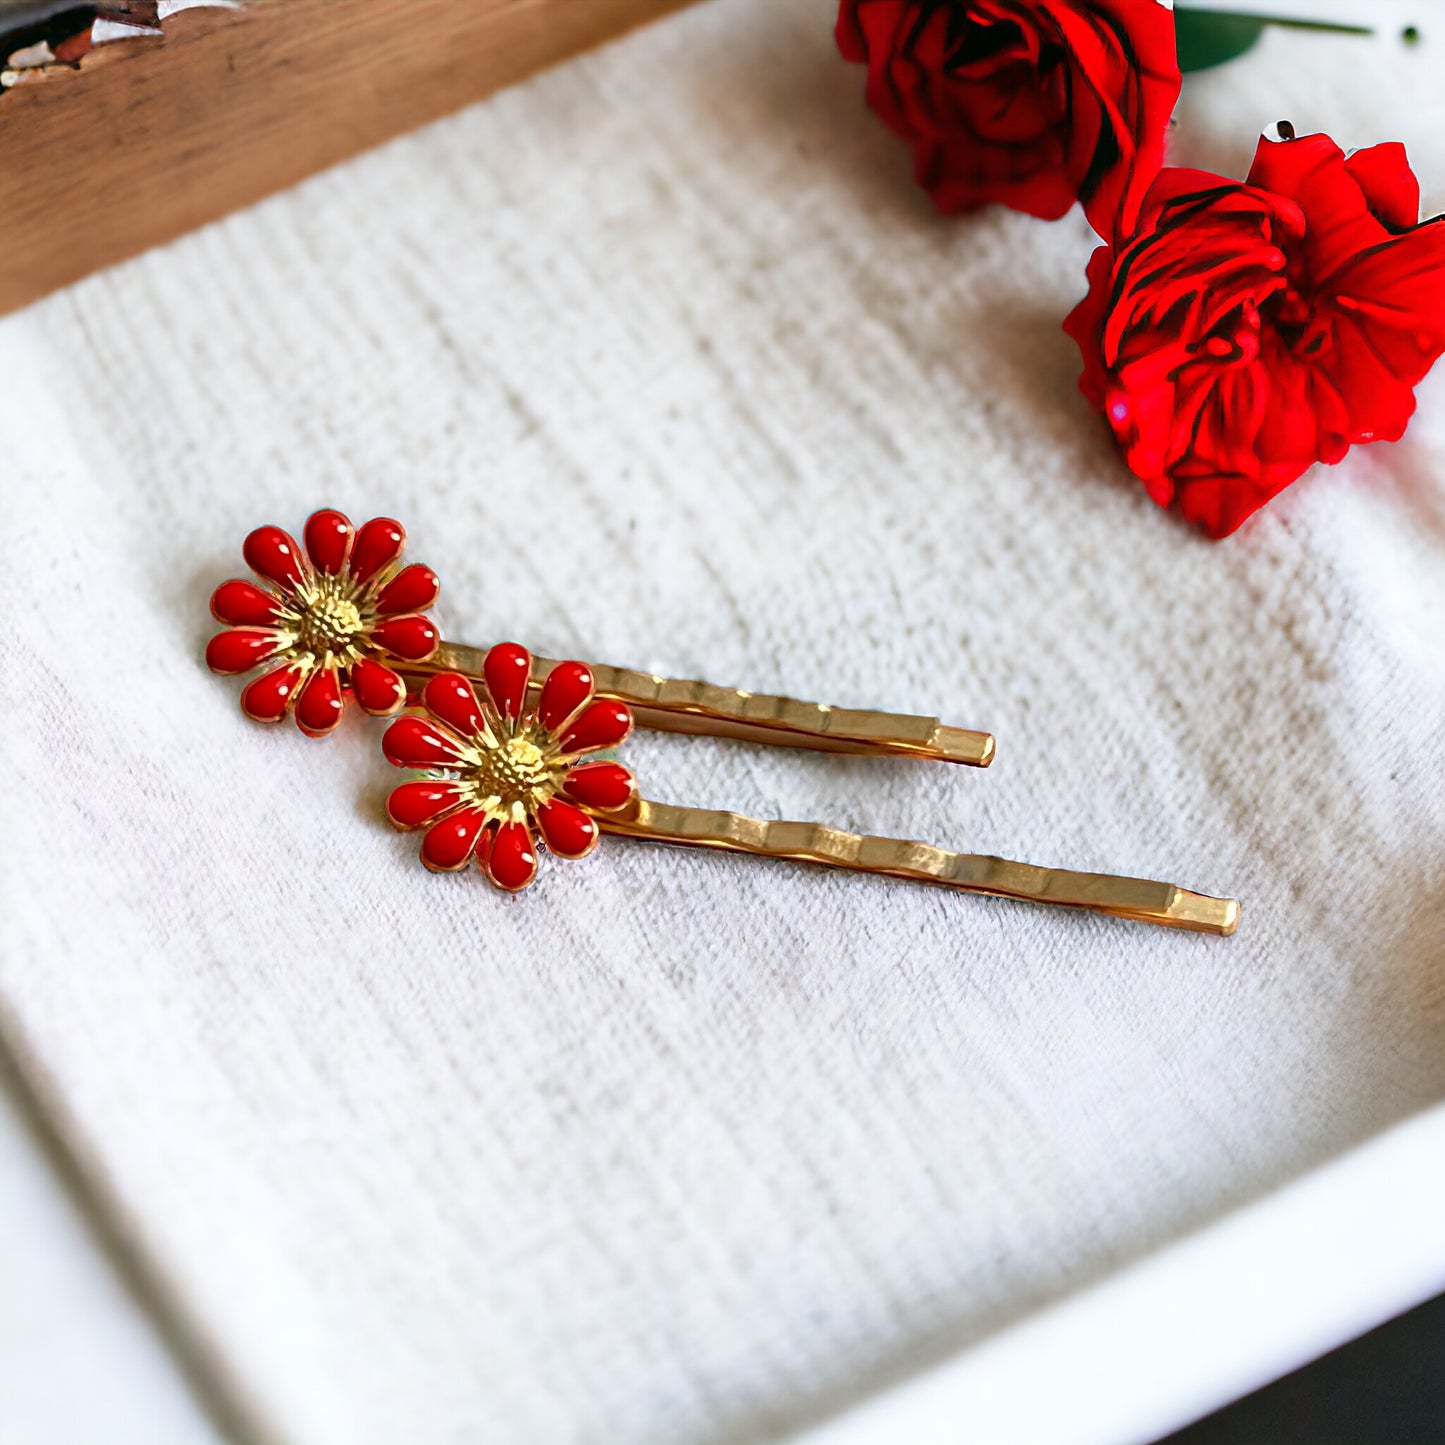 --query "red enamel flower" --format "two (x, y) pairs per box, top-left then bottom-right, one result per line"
(1064, 131), (1445, 536)
(383, 646), (637, 892)
(207, 509), (440, 735)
